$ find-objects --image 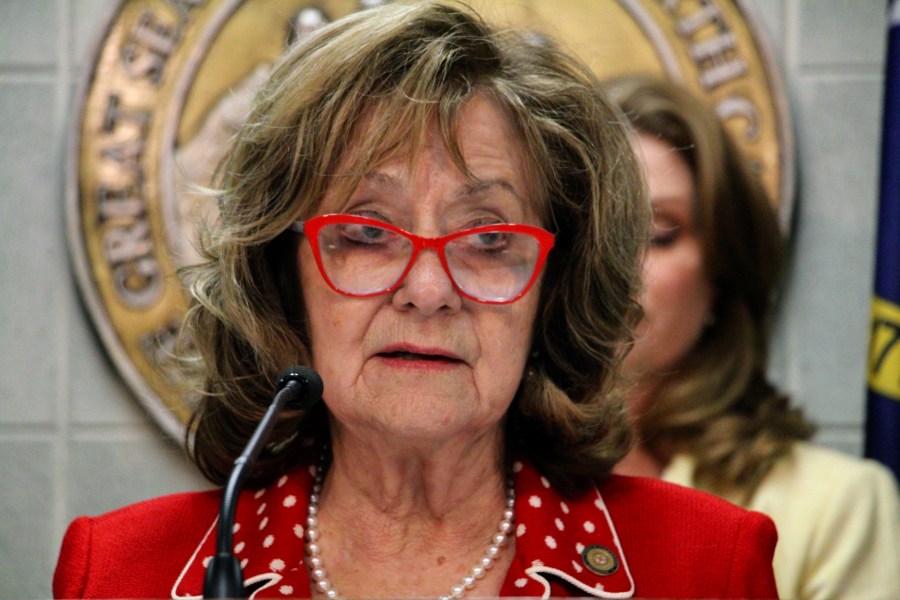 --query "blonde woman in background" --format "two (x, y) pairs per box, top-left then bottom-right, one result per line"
(608, 74), (900, 600)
